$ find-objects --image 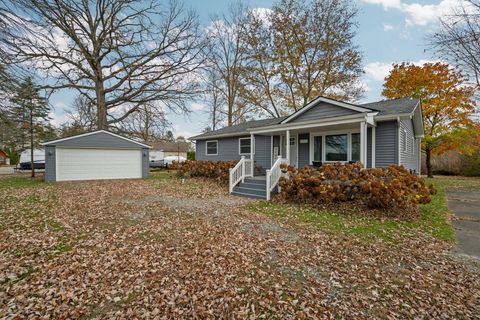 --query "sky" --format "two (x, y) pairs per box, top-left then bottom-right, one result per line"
(48, 0), (460, 139)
